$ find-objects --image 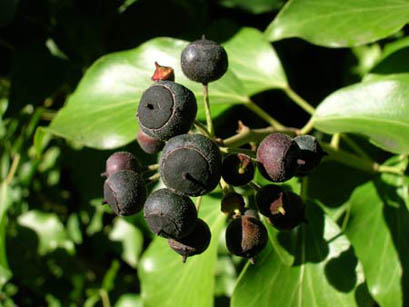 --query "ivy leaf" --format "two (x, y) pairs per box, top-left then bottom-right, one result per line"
(344, 173), (409, 307)
(265, 0), (409, 47)
(138, 195), (225, 307)
(313, 74), (409, 154)
(18, 210), (75, 255)
(366, 36), (409, 80)
(48, 37), (248, 149)
(219, 0), (283, 15)
(109, 218), (144, 268)
(224, 27), (288, 96)
(232, 202), (359, 307)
